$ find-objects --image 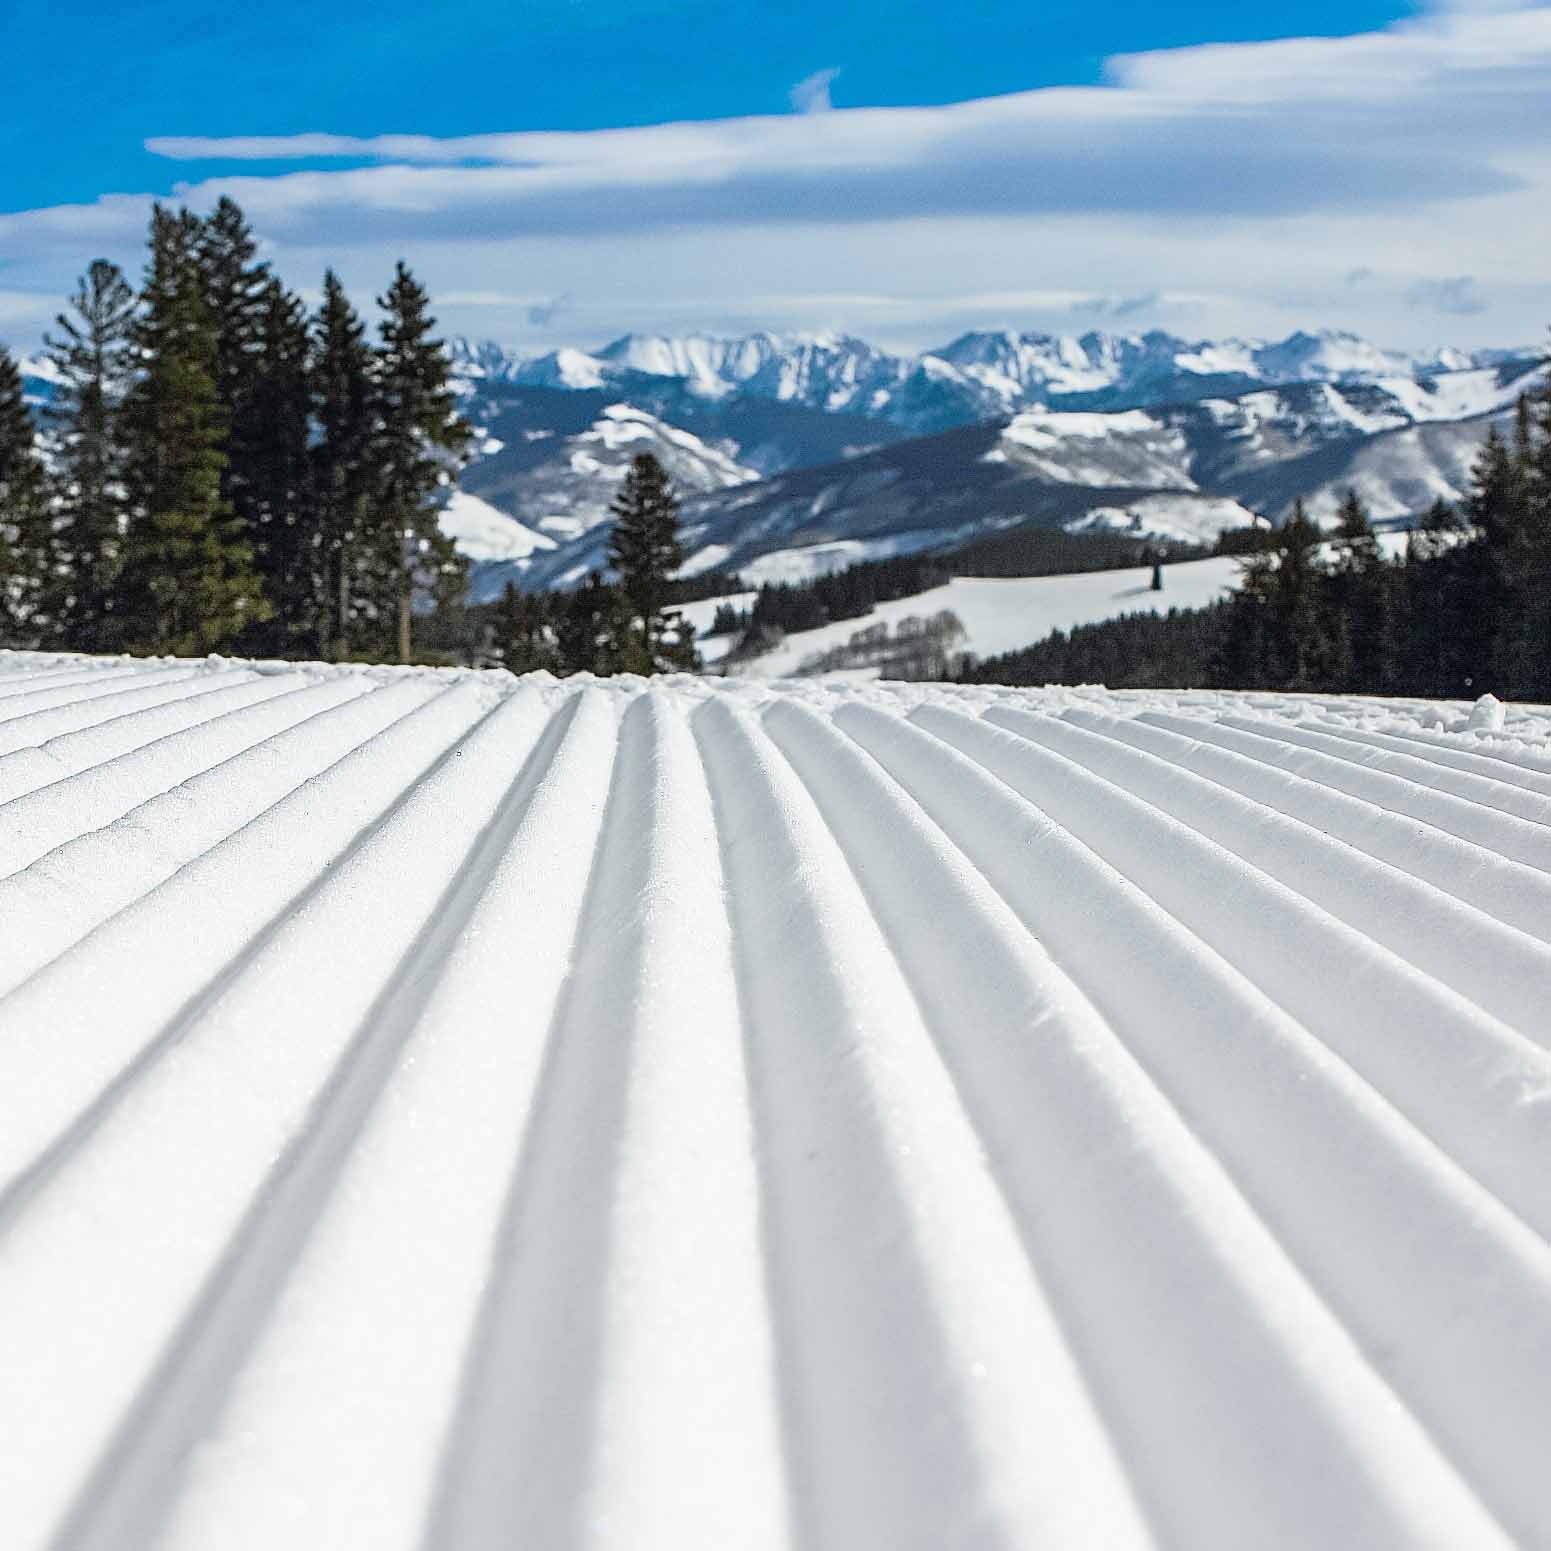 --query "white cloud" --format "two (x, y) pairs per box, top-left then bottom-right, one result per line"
(3, 10), (1550, 352)
(789, 68), (841, 115)
(1405, 275), (1491, 314)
